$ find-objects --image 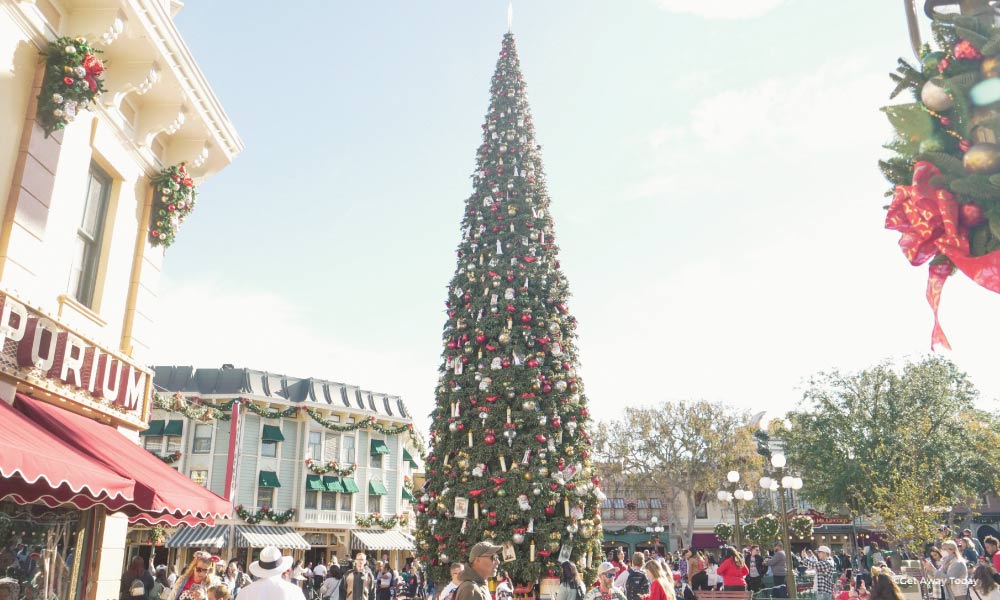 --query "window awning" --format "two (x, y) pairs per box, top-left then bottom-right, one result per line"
(340, 477), (359, 493)
(8, 394), (230, 525)
(259, 471), (281, 488)
(370, 439), (389, 455)
(690, 532), (724, 549)
(351, 529), (415, 551)
(369, 481), (388, 495)
(323, 476), (346, 493)
(163, 420), (183, 436)
(306, 475), (326, 491)
(402, 449), (418, 467)
(235, 525), (310, 550)
(262, 425), (285, 442)
(140, 420), (165, 436)
(402, 489), (415, 502)
(166, 524), (230, 548)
